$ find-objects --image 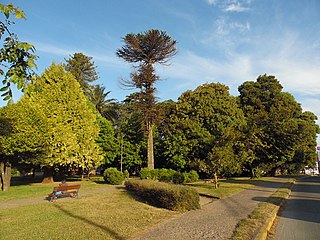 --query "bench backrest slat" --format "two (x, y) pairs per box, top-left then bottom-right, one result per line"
(53, 185), (80, 192)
